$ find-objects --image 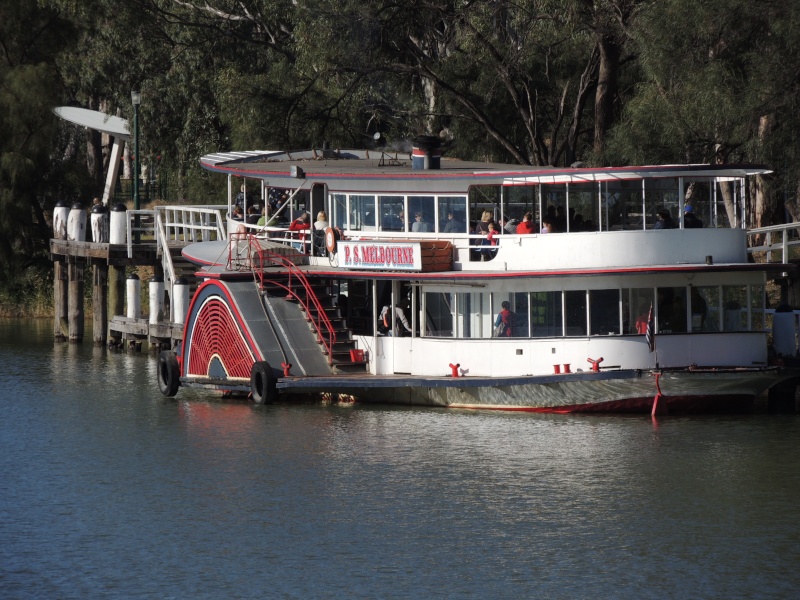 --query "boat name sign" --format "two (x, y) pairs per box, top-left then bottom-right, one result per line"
(340, 241), (422, 271)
